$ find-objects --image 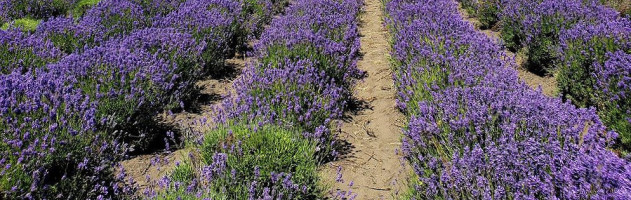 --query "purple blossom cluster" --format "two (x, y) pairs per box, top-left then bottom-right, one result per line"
(558, 17), (631, 147)
(499, 0), (618, 72)
(153, 0), (363, 199)
(458, 0), (631, 148)
(385, 0), (631, 198)
(592, 51), (631, 149)
(222, 0), (363, 143)
(0, 0), (76, 23)
(0, 29), (64, 73)
(1, 0), (288, 198)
